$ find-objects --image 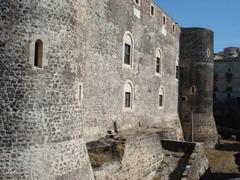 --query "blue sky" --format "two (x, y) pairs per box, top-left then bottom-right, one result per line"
(156, 0), (240, 52)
